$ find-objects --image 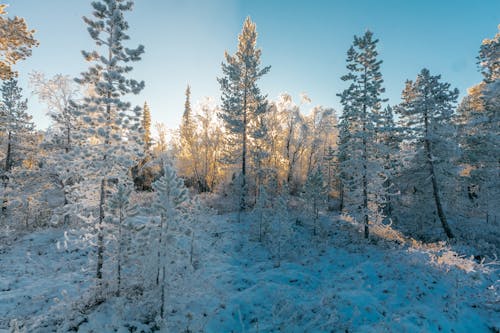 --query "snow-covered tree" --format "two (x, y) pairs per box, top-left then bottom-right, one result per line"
(142, 101), (152, 153)
(374, 105), (399, 218)
(29, 72), (80, 153)
(269, 184), (293, 267)
(72, 0), (145, 293)
(178, 85), (204, 191)
(152, 163), (189, 320)
(218, 16), (270, 211)
(0, 78), (33, 173)
(107, 182), (137, 297)
(396, 69), (458, 239)
(303, 167), (328, 236)
(196, 97), (223, 192)
(455, 25), (499, 223)
(337, 30), (387, 239)
(0, 78), (34, 215)
(253, 184), (272, 242)
(0, 5), (38, 79)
